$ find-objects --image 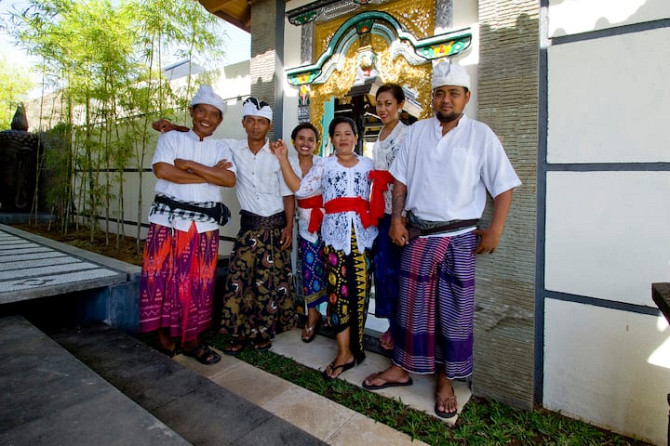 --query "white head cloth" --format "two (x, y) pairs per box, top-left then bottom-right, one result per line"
(190, 85), (227, 115)
(431, 60), (471, 90)
(242, 97), (273, 122)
